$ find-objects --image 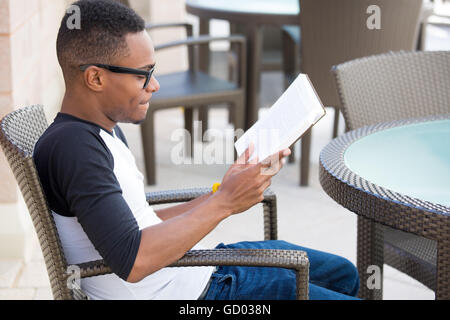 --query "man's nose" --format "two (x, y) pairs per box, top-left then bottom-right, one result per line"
(146, 76), (160, 93)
